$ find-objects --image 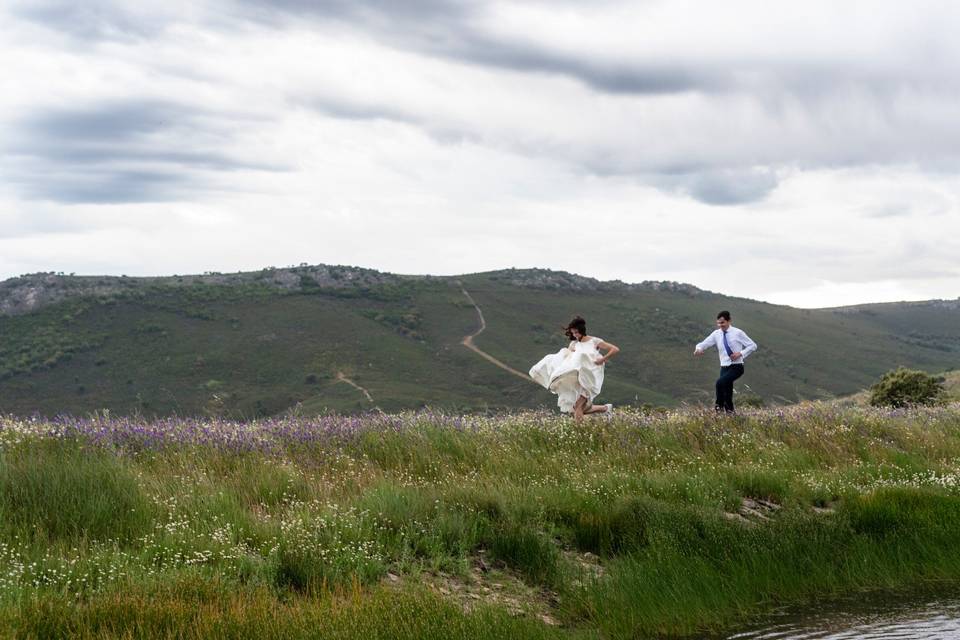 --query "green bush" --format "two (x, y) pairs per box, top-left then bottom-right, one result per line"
(869, 367), (945, 408)
(737, 393), (765, 408)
